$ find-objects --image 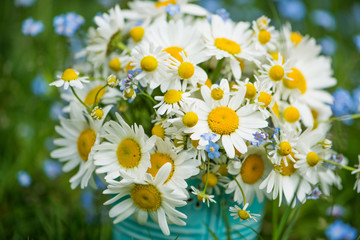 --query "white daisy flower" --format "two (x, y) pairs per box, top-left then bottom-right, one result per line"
(229, 203), (261, 222)
(154, 87), (193, 115)
(190, 186), (216, 207)
(251, 16), (279, 53)
(50, 102), (111, 189)
(104, 163), (187, 236)
(94, 113), (156, 180)
(200, 78), (232, 108)
(50, 68), (89, 90)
